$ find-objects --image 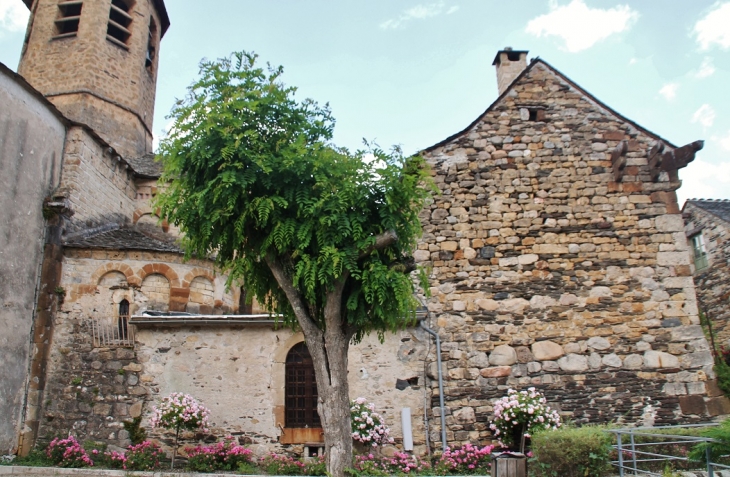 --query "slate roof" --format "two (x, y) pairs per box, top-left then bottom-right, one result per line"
(423, 57), (676, 153)
(685, 199), (730, 224)
(127, 153), (163, 179)
(64, 226), (182, 254)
